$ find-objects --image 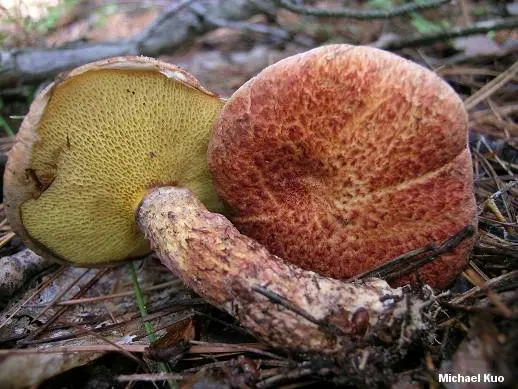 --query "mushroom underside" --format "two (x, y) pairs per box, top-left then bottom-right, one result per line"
(4, 57), (225, 266)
